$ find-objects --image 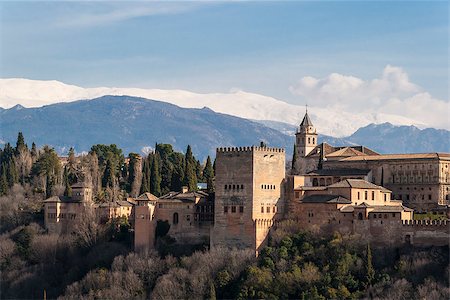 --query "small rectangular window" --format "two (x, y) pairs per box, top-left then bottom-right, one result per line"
(239, 206), (244, 213)
(372, 191), (375, 200)
(266, 207), (270, 213)
(365, 191), (368, 200)
(261, 206), (264, 213)
(231, 206), (236, 213)
(224, 206), (228, 213)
